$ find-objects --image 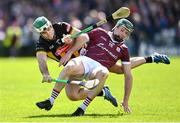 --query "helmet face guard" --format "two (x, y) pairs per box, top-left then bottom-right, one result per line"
(113, 18), (134, 33)
(33, 16), (52, 33)
(111, 19), (134, 42)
